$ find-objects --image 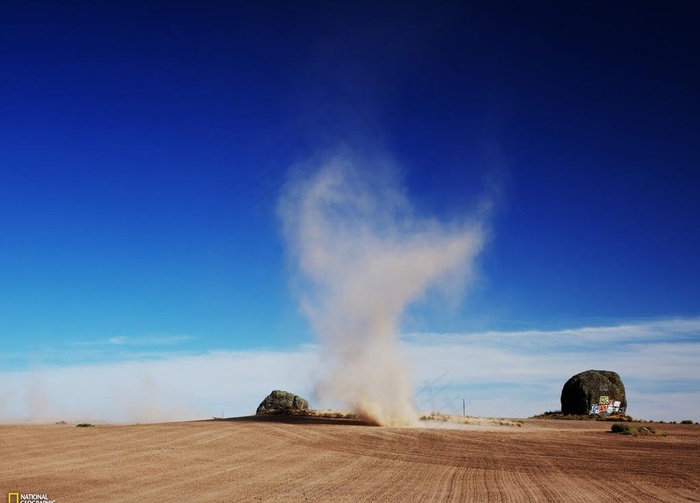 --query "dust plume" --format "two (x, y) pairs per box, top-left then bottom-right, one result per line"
(279, 152), (488, 426)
